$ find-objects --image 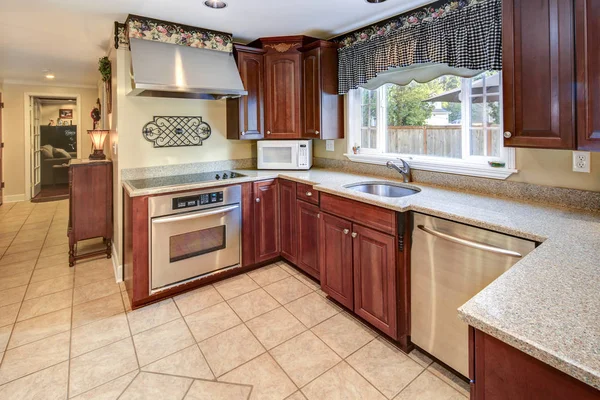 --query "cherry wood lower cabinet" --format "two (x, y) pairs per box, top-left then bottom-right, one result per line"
(319, 212), (354, 309)
(279, 179), (297, 264)
(470, 328), (600, 399)
(353, 224), (397, 338)
(296, 199), (320, 279)
(254, 179), (280, 262)
(318, 193), (410, 347)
